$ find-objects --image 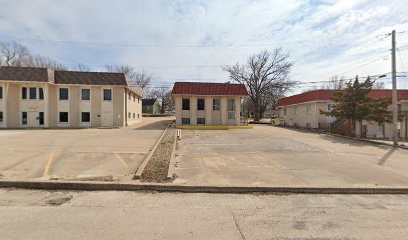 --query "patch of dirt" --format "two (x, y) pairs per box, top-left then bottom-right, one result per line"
(141, 125), (176, 183)
(46, 195), (73, 206)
